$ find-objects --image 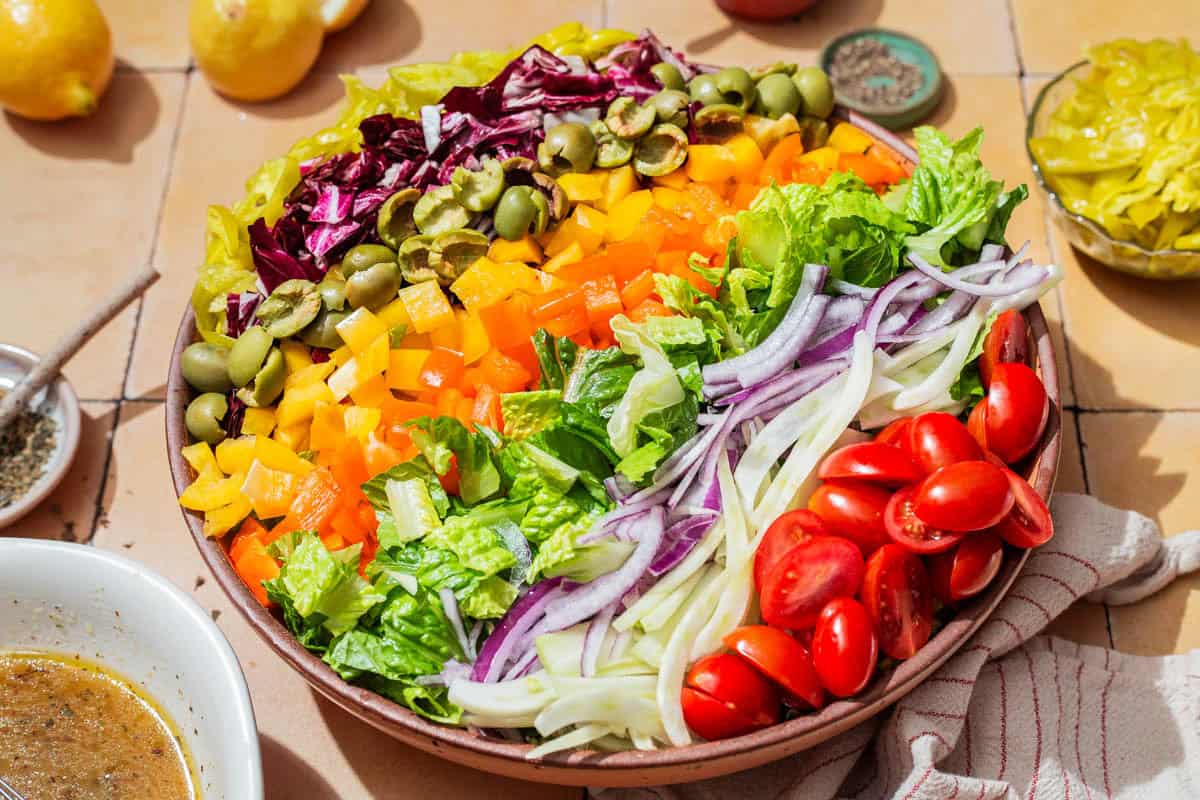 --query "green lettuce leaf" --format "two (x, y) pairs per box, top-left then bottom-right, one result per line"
(500, 390), (562, 439)
(533, 329), (579, 391)
(529, 512), (632, 582)
(267, 534), (385, 636)
(606, 315), (687, 459)
(407, 417), (501, 505)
